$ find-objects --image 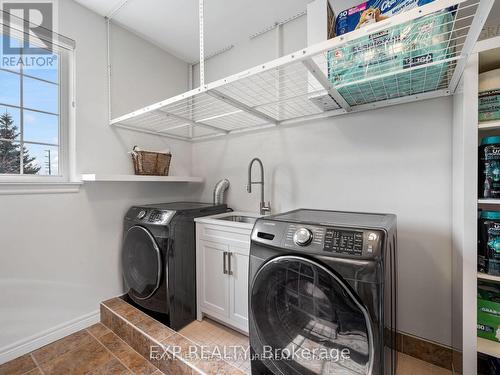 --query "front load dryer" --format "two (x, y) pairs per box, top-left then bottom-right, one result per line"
(122, 202), (227, 331)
